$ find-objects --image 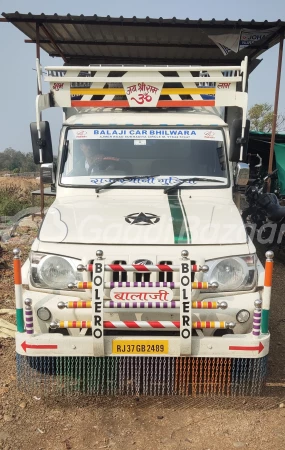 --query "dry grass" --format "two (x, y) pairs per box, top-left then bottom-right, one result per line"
(0, 177), (40, 216)
(0, 177), (40, 195)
